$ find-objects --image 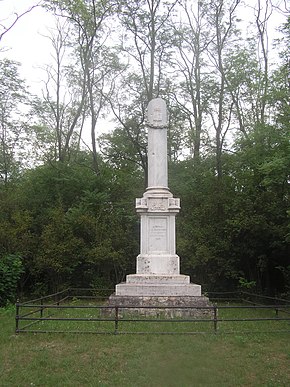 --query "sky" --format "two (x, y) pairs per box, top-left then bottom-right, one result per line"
(1, 0), (56, 95)
(0, 0), (288, 145)
(1, 0), (288, 92)
(0, 0), (114, 143)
